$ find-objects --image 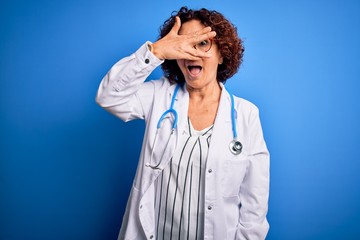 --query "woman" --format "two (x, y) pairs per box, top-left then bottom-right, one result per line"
(96, 6), (269, 240)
